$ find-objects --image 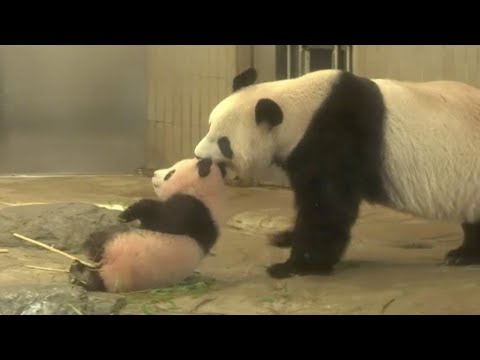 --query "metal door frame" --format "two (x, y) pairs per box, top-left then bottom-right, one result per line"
(286, 45), (353, 78)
